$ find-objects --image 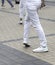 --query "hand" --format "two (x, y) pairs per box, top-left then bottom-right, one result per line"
(40, 0), (46, 9)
